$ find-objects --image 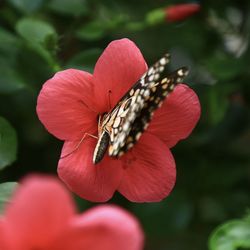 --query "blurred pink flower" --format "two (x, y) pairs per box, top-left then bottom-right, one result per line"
(0, 175), (144, 250)
(165, 3), (201, 22)
(37, 38), (201, 202)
